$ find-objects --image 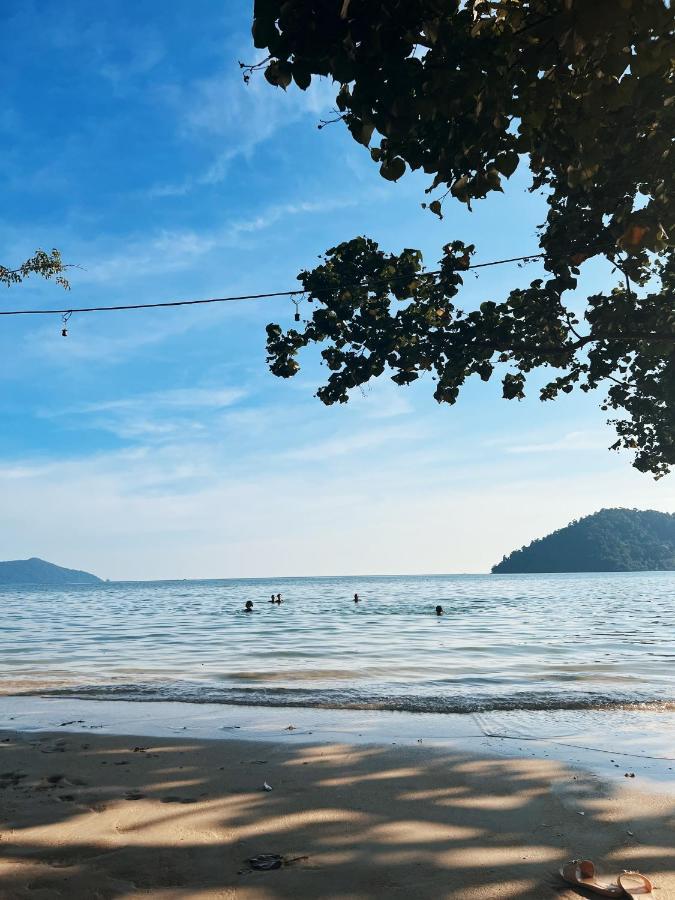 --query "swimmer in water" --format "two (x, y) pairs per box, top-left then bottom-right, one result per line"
(435, 605), (444, 616)
(276, 593), (282, 603)
(245, 600), (254, 612)
(354, 593), (360, 603)
(269, 594), (276, 603)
